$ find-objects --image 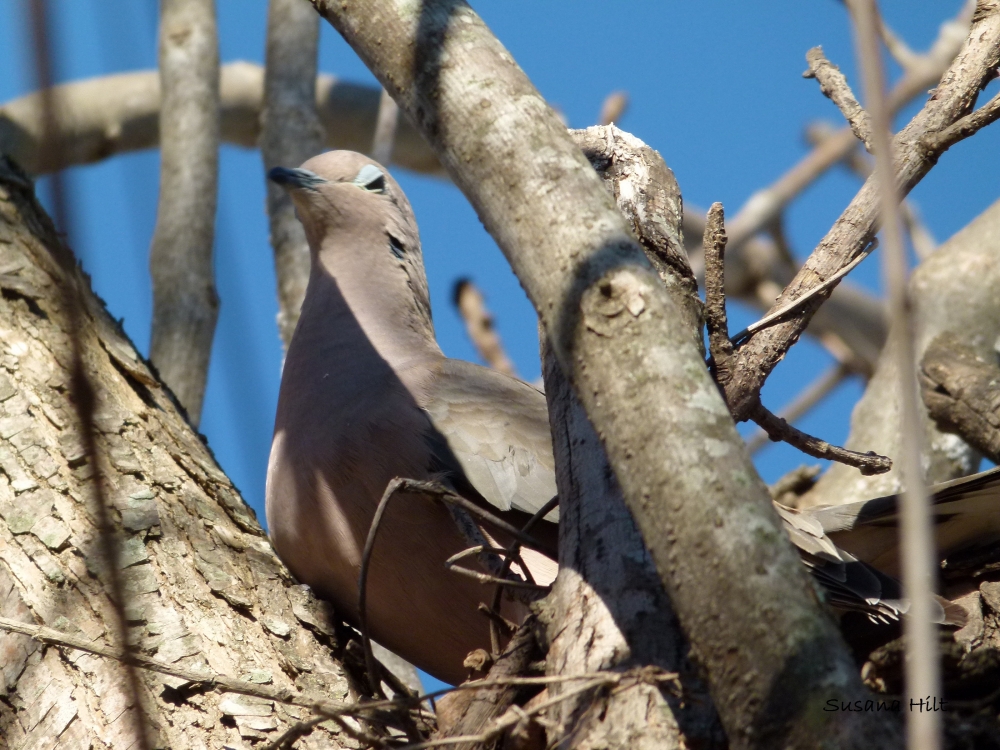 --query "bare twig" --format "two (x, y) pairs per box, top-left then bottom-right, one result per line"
(702, 203), (734, 383)
(721, 4), (1000, 423)
(747, 362), (853, 454)
(804, 46), (873, 150)
(371, 87), (400, 166)
(26, 3), (151, 748)
(0, 614), (358, 719)
(452, 279), (518, 377)
(262, 0), (325, 347)
(446, 564), (550, 590)
(260, 715), (329, 750)
(359, 478), (548, 696)
(417, 668), (678, 750)
(597, 90), (629, 125)
(485, 494), (558, 656)
(149, 0), (220, 425)
(749, 400), (891, 474)
(850, 2), (941, 749)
